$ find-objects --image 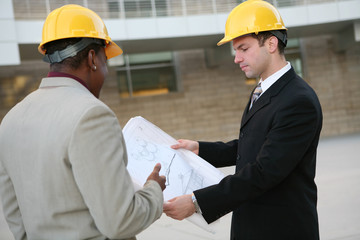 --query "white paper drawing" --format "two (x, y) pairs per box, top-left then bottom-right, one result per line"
(122, 116), (225, 233)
